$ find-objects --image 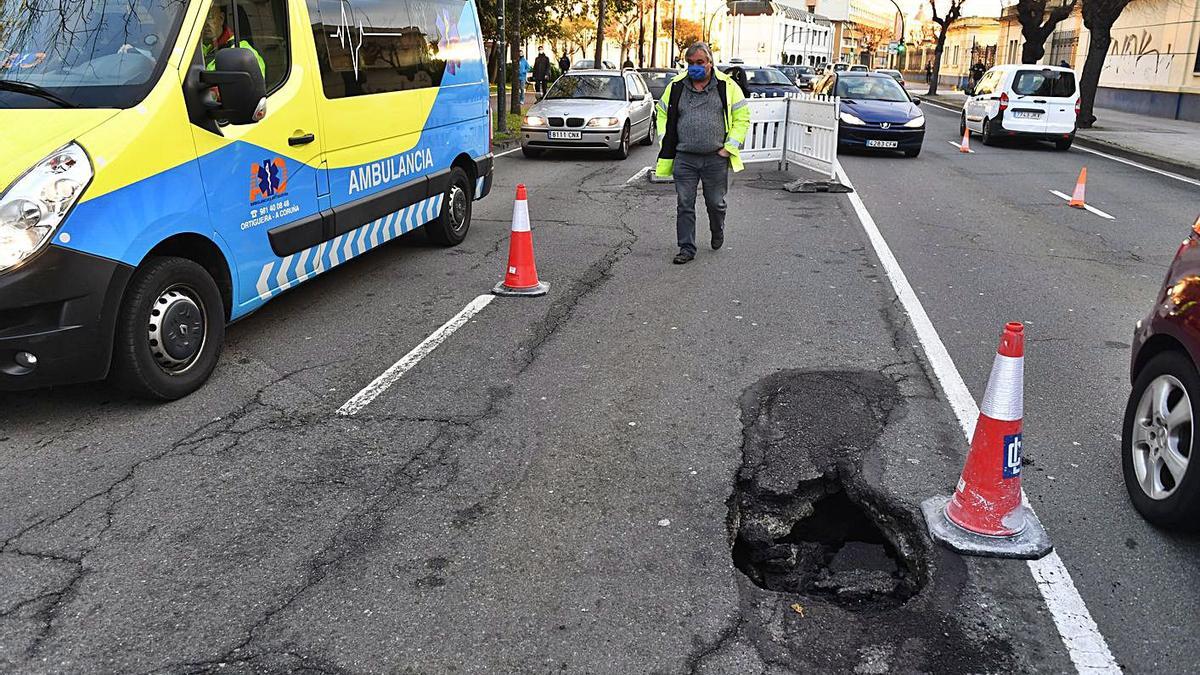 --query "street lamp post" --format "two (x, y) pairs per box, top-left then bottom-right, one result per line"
(884, 0), (904, 69)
